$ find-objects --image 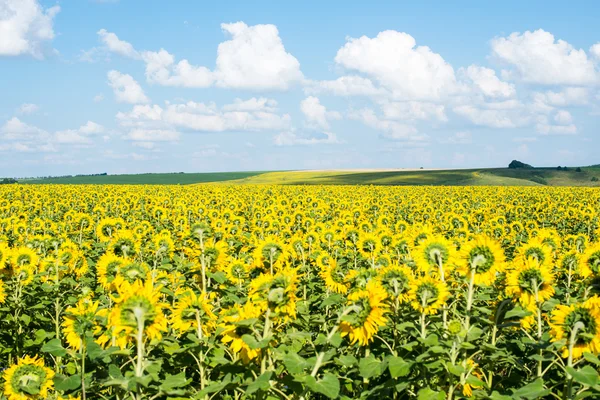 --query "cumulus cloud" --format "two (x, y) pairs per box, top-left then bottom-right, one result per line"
(0, 0), (60, 58)
(490, 29), (598, 85)
(461, 65), (516, 98)
(97, 29), (140, 59)
(348, 108), (427, 141)
(18, 103), (39, 115)
(0, 118), (104, 149)
(102, 22), (303, 90)
(141, 49), (214, 88)
(334, 30), (457, 100)
(214, 22), (303, 89)
(300, 96), (341, 130)
(304, 76), (386, 97)
(116, 98), (291, 147)
(379, 101), (447, 122)
(107, 70), (150, 104)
